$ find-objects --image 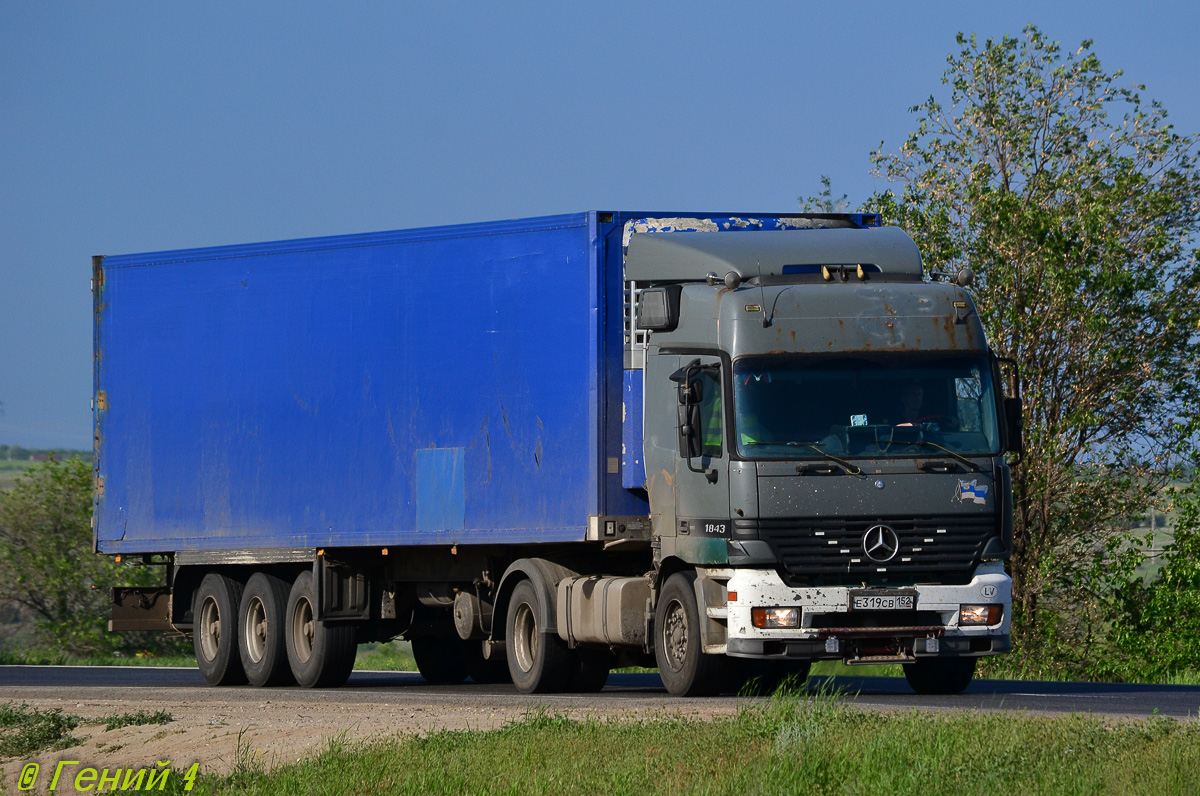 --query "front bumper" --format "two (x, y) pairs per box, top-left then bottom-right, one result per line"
(723, 561), (1011, 662)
